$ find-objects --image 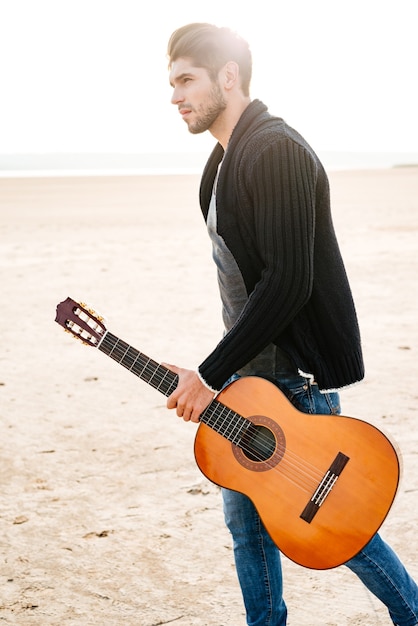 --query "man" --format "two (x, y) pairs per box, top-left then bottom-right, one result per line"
(165, 22), (418, 626)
